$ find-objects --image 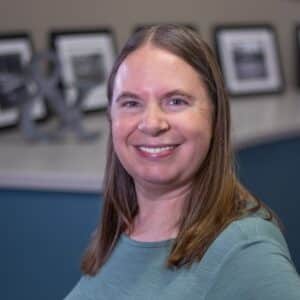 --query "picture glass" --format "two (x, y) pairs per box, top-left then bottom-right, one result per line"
(52, 31), (116, 111)
(215, 26), (284, 97)
(0, 37), (45, 127)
